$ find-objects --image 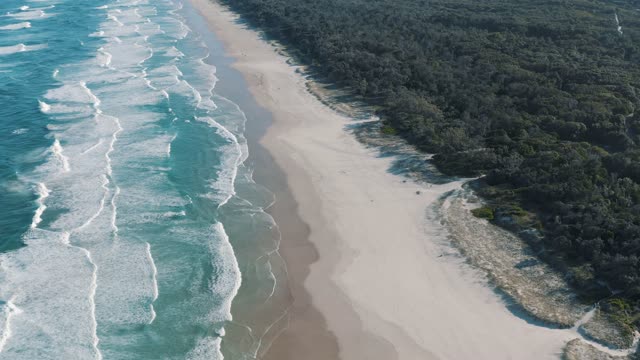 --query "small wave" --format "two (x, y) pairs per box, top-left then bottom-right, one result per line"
(184, 222), (242, 359)
(0, 43), (46, 56)
(11, 128), (28, 135)
(41, 103), (94, 117)
(45, 82), (98, 104)
(211, 222), (241, 314)
(166, 134), (176, 157)
(163, 46), (184, 58)
(159, 210), (186, 219)
(97, 48), (113, 68)
(6, 9), (52, 21)
(51, 138), (70, 172)
(19, 6), (29, 11)
(197, 116), (244, 207)
(0, 22), (31, 30)
(80, 82), (101, 108)
(30, 182), (50, 229)
(110, 185), (120, 235)
(38, 100), (50, 113)
(107, 14), (123, 27)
